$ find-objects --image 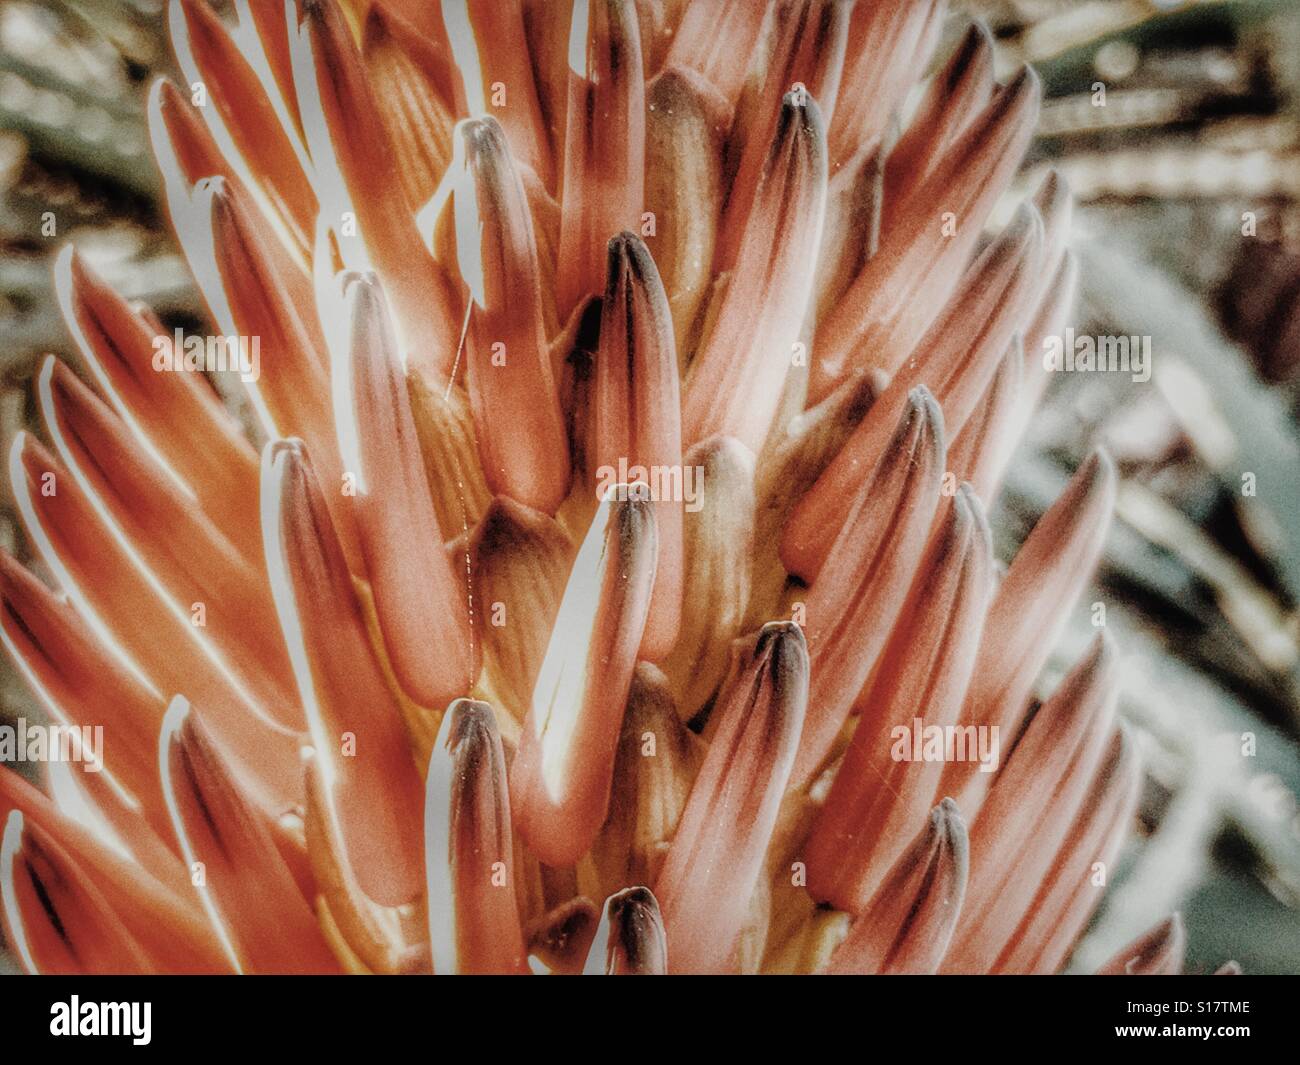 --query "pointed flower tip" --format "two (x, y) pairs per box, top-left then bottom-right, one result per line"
(754, 619), (811, 696)
(159, 693), (193, 745)
(906, 383), (944, 431)
(931, 797), (969, 861)
(964, 17), (996, 55)
(897, 385), (946, 468)
(823, 796), (970, 975)
(1034, 167), (1071, 213)
(588, 886), (668, 975)
(1101, 912), (1187, 975)
(435, 697), (500, 756)
(1005, 62), (1042, 106)
(426, 696), (524, 975)
(936, 794), (962, 821)
(604, 230), (657, 291)
(782, 80), (825, 129)
(953, 481), (992, 543)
